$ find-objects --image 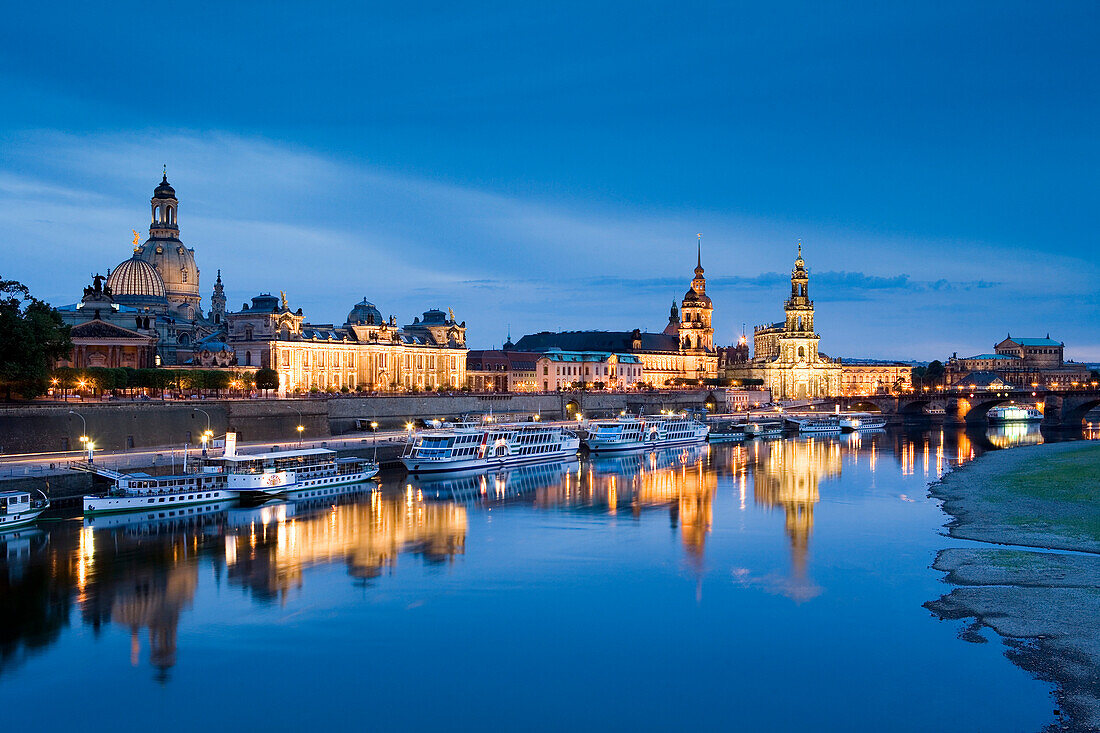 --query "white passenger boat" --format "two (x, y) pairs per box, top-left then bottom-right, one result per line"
(839, 413), (888, 432)
(83, 447), (379, 514)
(987, 406), (1044, 423)
(401, 423), (580, 474)
(83, 470), (236, 515)
(0, 490), (50, 532)
(789, 415), (842, 434)
(216, 448), (379, 499)
(582, 414), (709, 453)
